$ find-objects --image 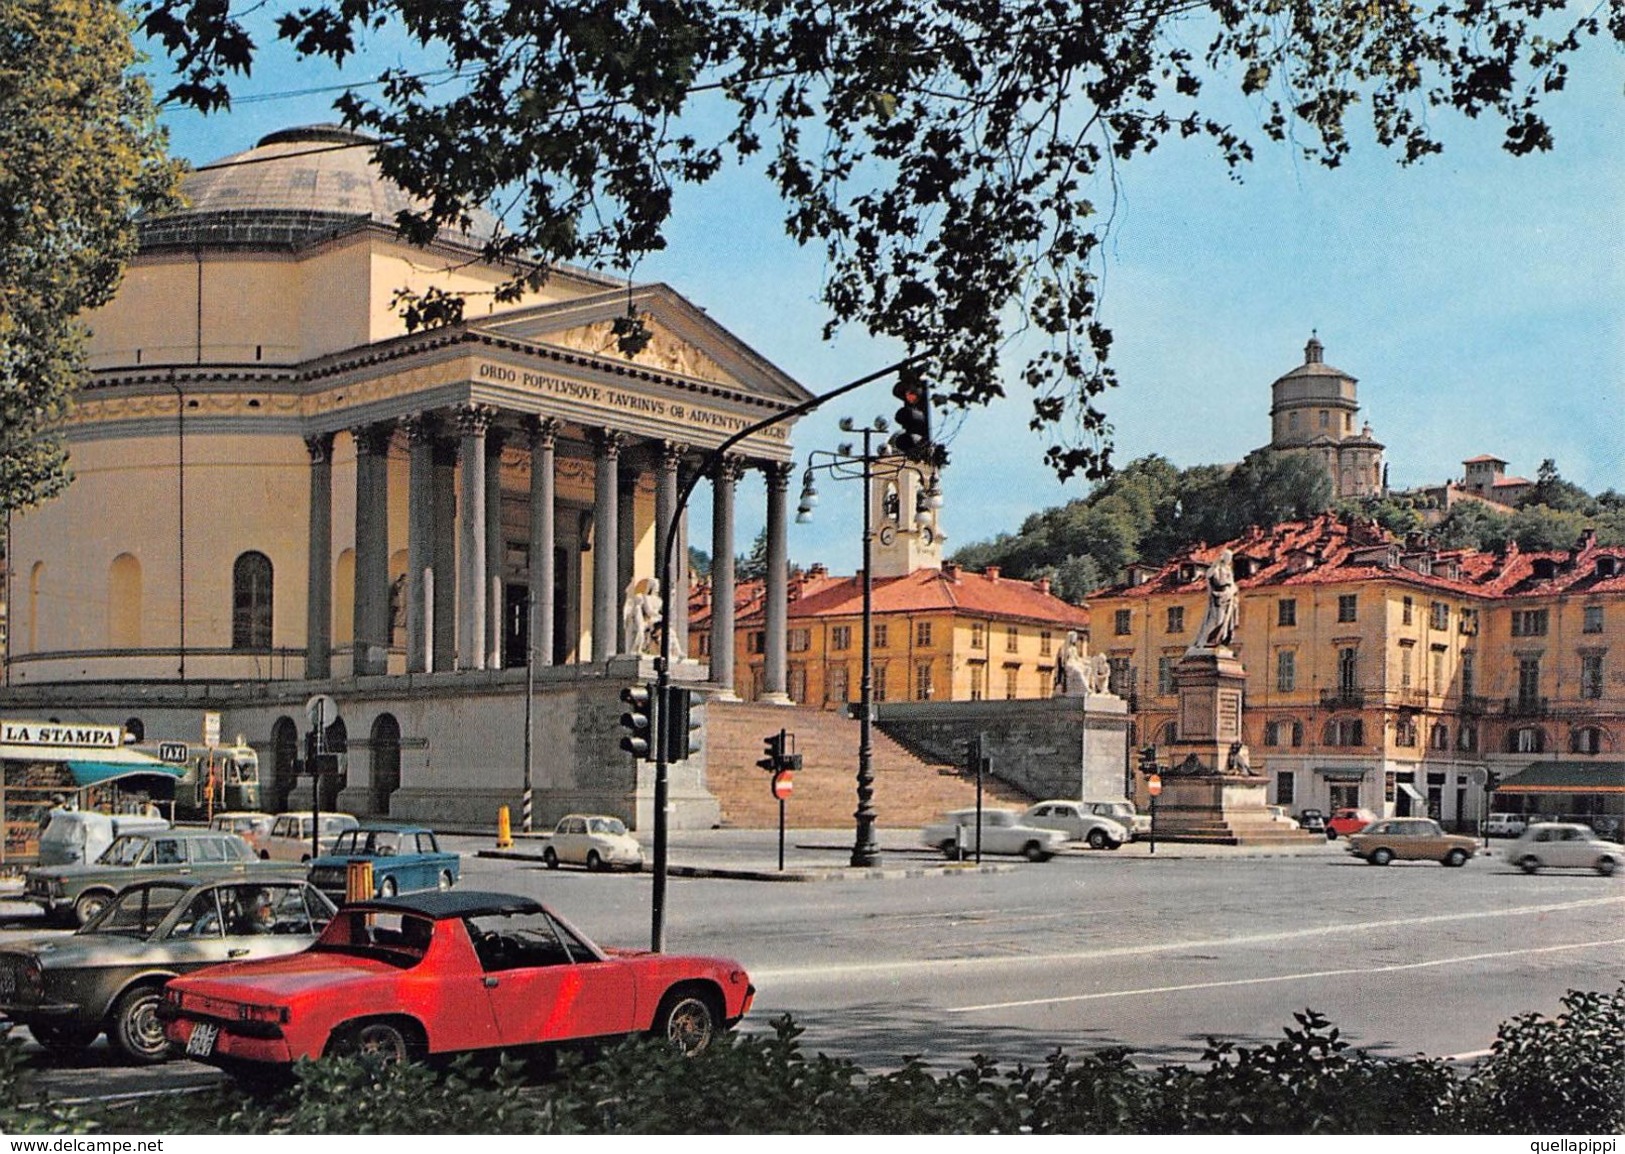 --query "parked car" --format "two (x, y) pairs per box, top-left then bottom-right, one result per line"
(0, 876), (334, 1063)
(1345, 818), (1478, 867)
(307, 825), (459, 905)
(921, 809), (1068, 861)
(1296, 808), (1327, 835)
(1266, 805), (1300, 829)
(1485, 812), (1529, 838)
(543, 814), (644, 872)
(1325, 807), (1378, 839)
(24, 829), (286, 926)
(1020, 801), (1129, 849)
(36, 810), (169, 868)
(1080, 800), (1152, 840)
(258, 811), (359, 862)
(208, 811), (275, 843)
(160, 891), (755, 1072)
(1508, 823), (1620, 876)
